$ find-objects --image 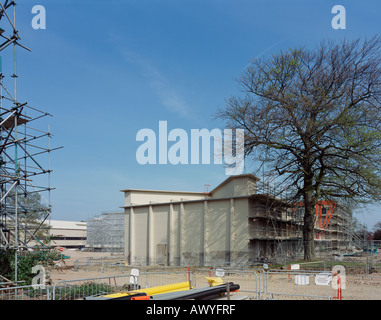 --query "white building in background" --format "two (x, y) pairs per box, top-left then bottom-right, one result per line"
(48, 220), (87, 249)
